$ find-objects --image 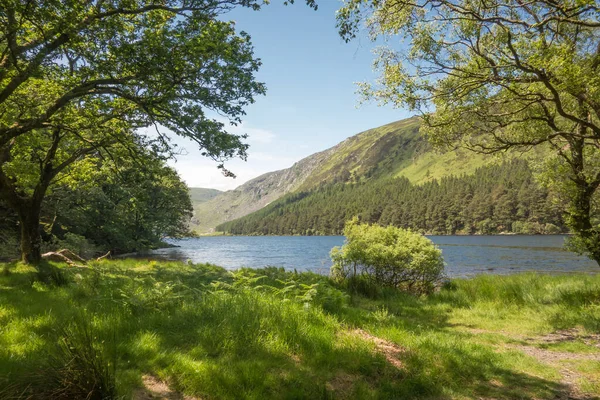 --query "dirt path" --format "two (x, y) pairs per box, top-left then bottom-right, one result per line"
(466, 327), (600, 399)
(133, 375), (200, 400)
(351, 328), (406, 369)
(515, 329), (600, 400)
